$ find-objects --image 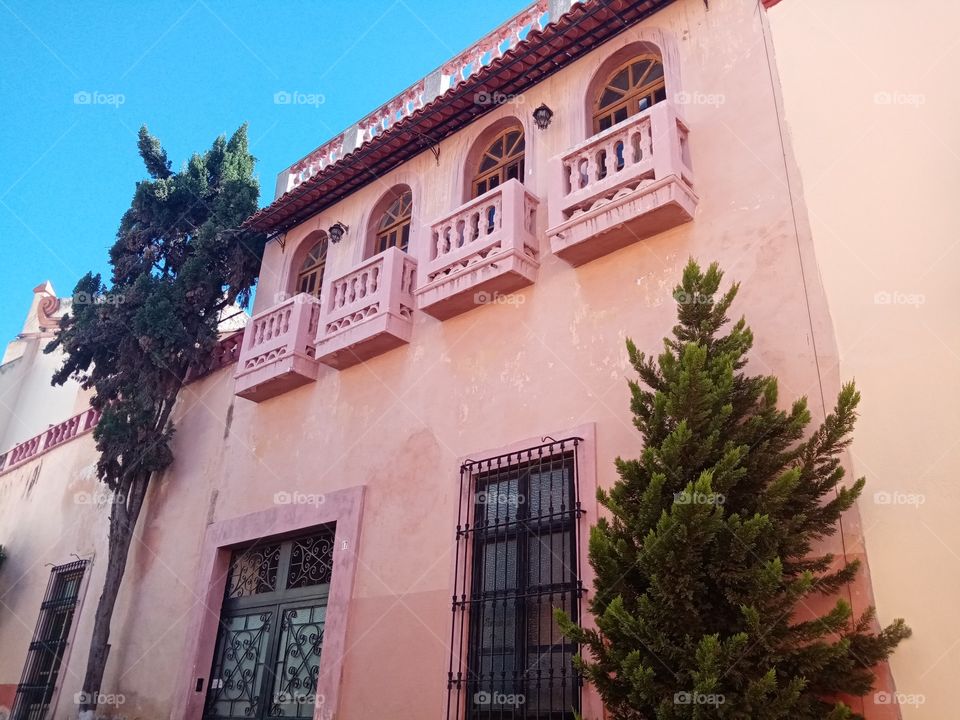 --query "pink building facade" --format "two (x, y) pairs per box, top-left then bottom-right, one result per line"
(0, 0), (921, 718)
